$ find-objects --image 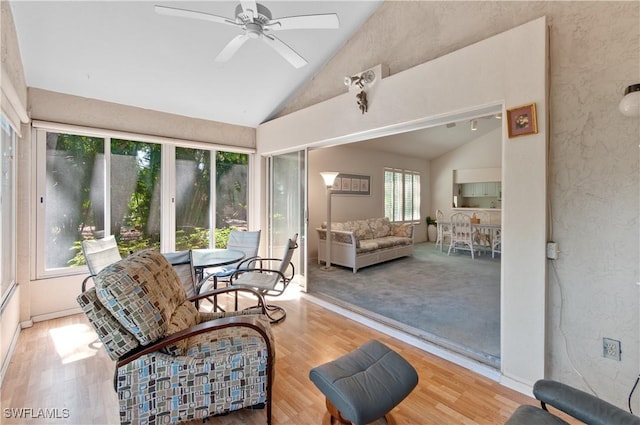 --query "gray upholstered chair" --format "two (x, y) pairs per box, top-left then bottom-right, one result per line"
(76, 249), (275, 425)
(81, 235), (122, 292)
(505, 379), (640, 425)
(229, 233), (298, 323)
